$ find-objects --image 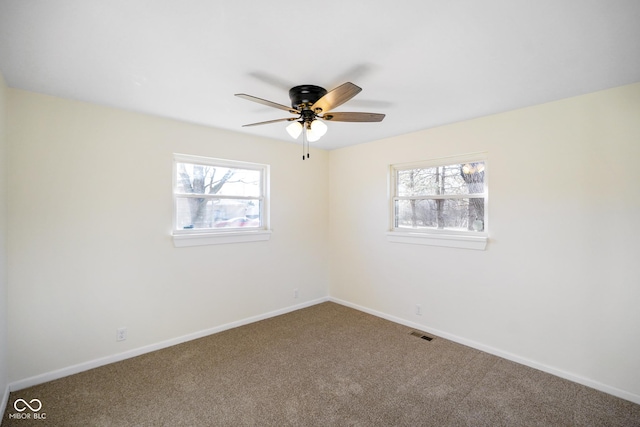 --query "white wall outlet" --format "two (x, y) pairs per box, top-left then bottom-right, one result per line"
(116, 327), (127, 342)
(293, 288), (299, 299)
(415, 304), (422, 316)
